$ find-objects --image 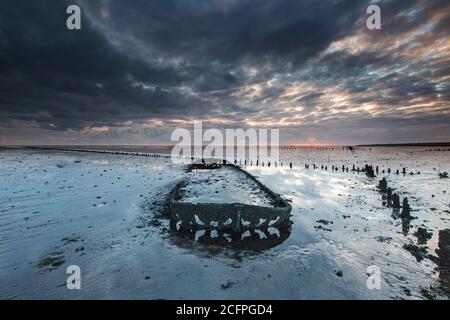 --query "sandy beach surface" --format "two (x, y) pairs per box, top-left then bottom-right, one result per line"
(0, 147), (449, 299)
